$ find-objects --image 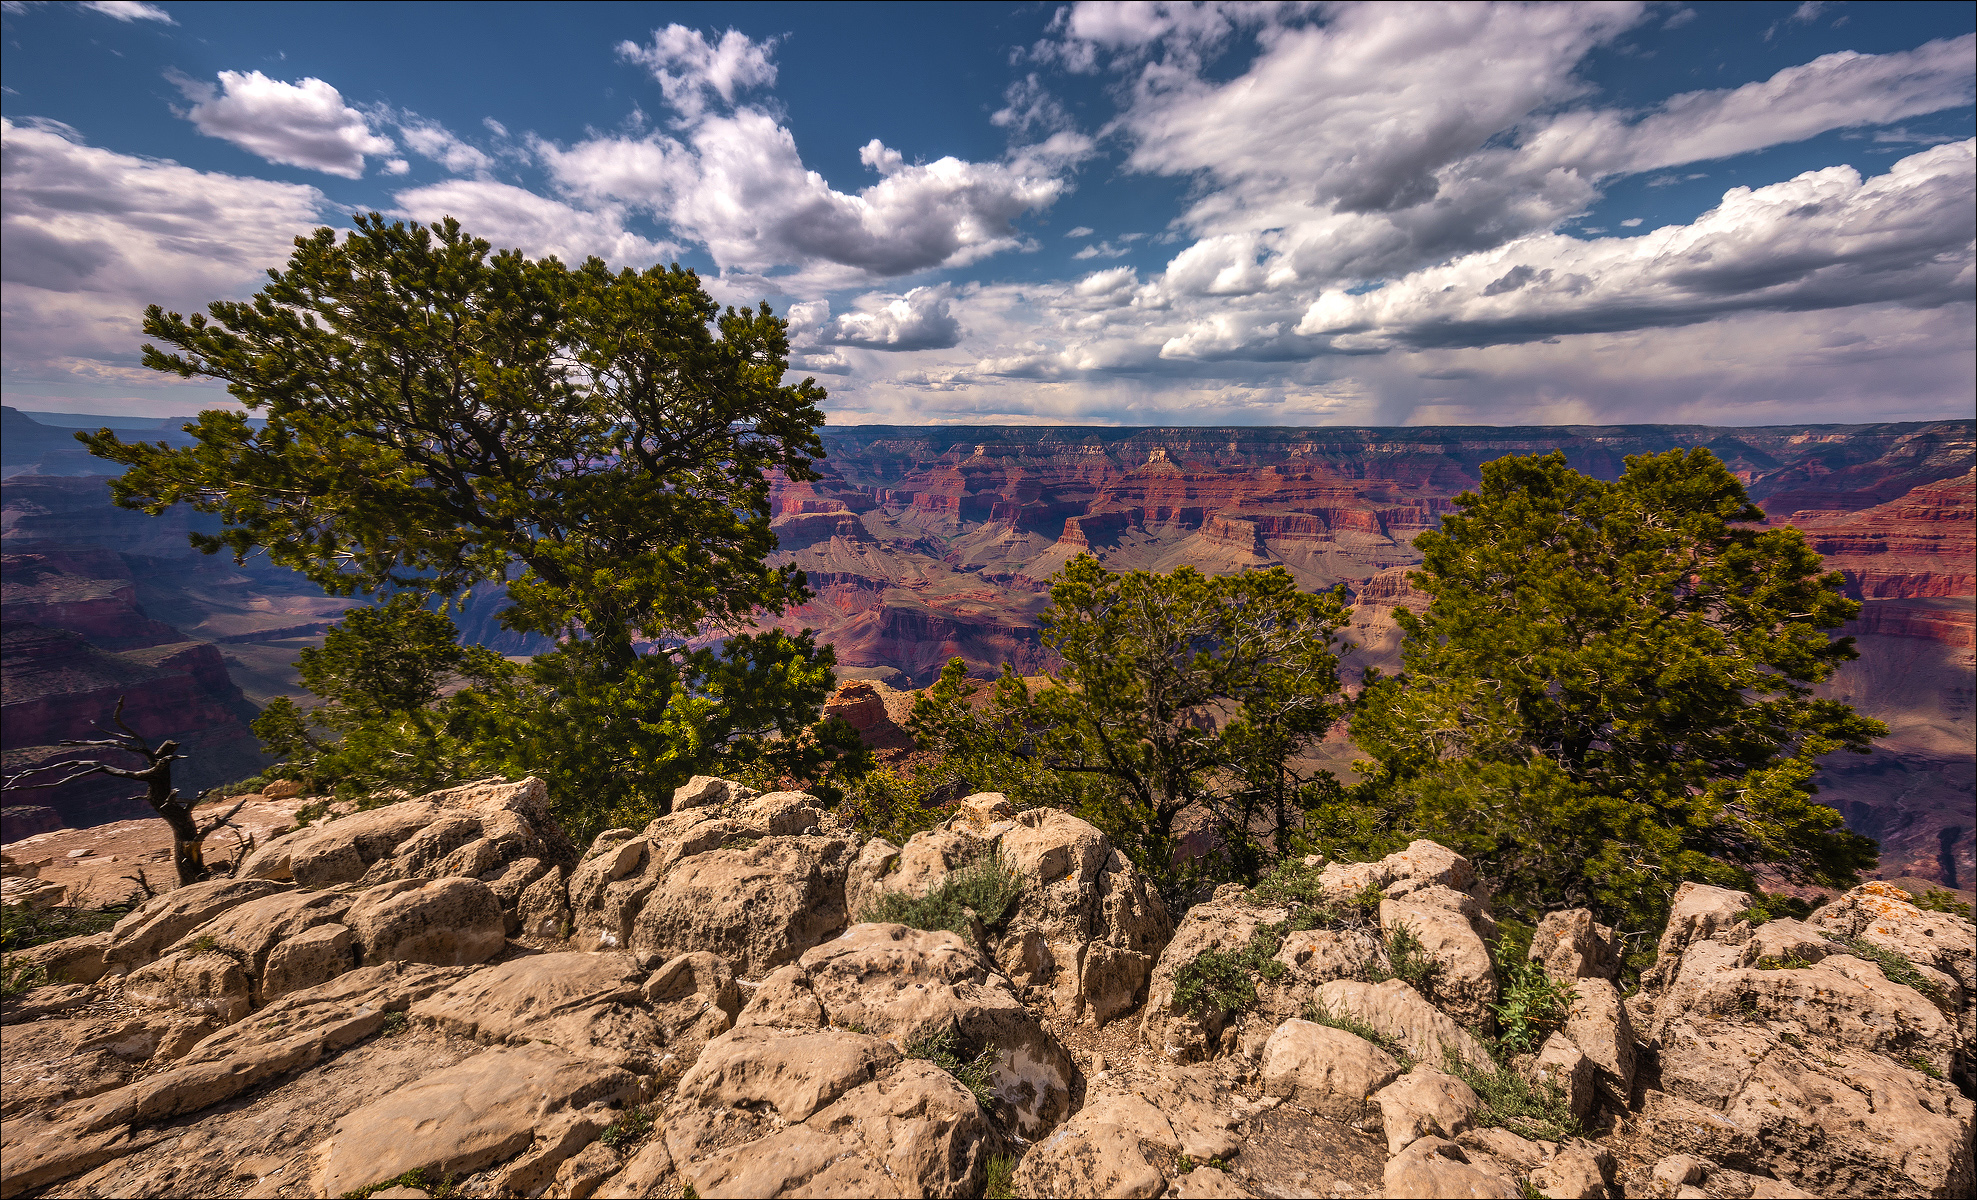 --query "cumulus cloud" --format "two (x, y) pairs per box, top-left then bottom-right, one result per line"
(618, 25), (777, 120)
(538, 109), (1069, 282)
(1, 116), (326, 380)
(813, 287), (963, 351)
(389, 179), (675, 267)
(1289, 141), (1976, 352)
(171, 70), (394, 179)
